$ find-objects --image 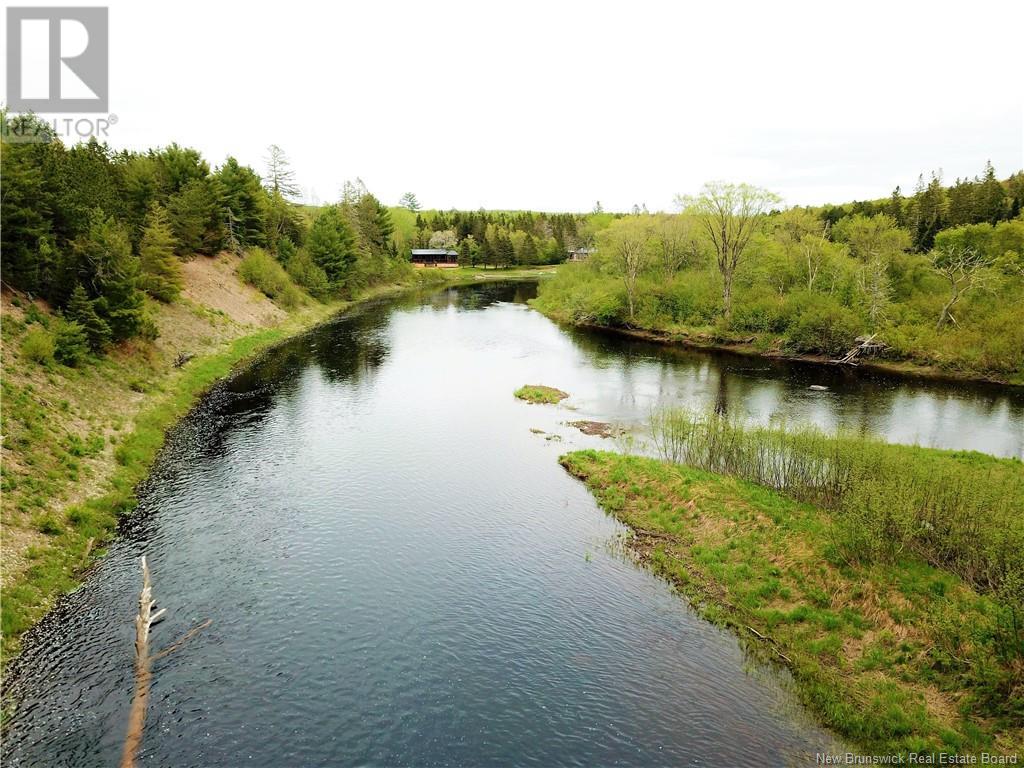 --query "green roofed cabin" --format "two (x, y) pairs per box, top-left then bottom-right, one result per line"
(411, 249), (459, 266)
